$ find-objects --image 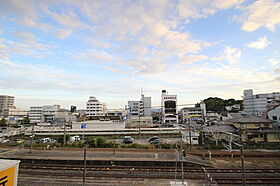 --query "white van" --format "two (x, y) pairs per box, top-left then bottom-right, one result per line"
(70, 136), (81, 142)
